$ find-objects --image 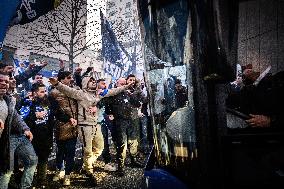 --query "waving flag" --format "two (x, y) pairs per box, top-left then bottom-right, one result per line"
(0, 0), (63, 61)
(100, 10), (133, 79)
